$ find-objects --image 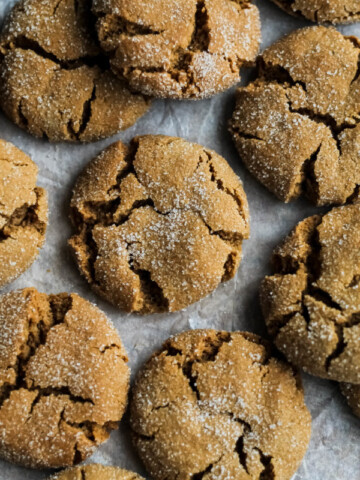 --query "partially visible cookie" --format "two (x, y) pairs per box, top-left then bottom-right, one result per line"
(69, 135), (249, 313)
(50, 464), (144, 479)
(0, 140), (47, 288)
(261, 203), (360, 383)
(0, 288), (129, 469)
(270, 0), (360, 24)
(130, 329), (311, 480)
(92, 0), (261, 99)
(230, 26), (360, 206)
(340, 383), (360, 418)
(0, 0), (150, 142)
